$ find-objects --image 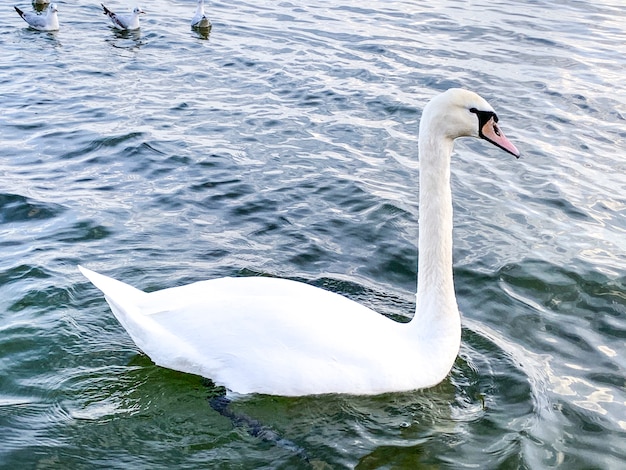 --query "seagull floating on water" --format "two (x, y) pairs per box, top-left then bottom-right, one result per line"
(101, 3), (144, 30)
(191, 0), (211, 29)
(14, 3), (58, 31)
(79, 89), (520, 397)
